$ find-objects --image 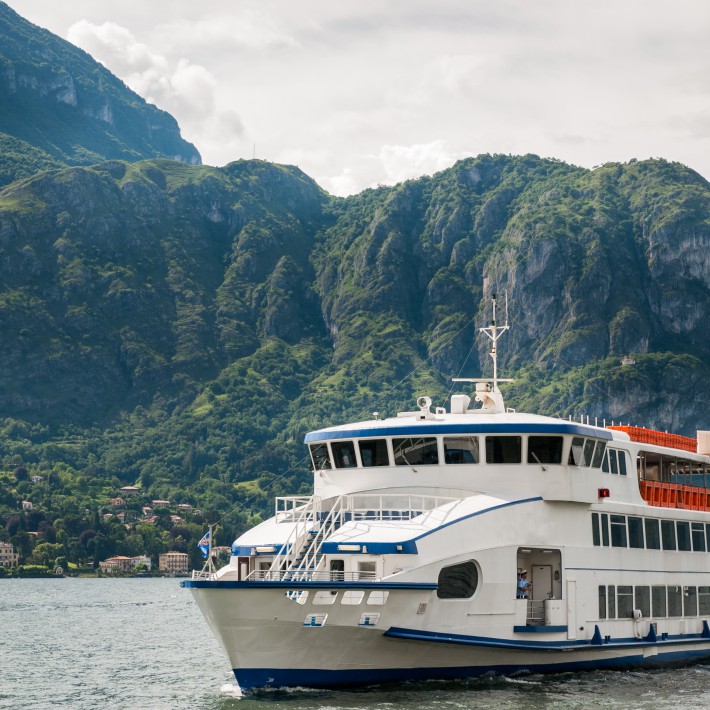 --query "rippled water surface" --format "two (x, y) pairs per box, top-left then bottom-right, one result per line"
(2, 578), (710, 709)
